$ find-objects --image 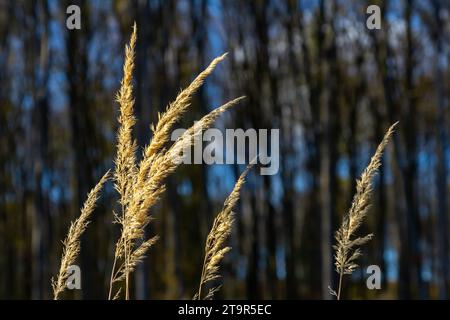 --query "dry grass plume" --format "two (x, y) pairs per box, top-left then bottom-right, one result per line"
(52, 171), (110, 300)
(330, 122), (397, 300)
(107, 23), (244, 299)
(111, 22), (138, 301)
(195, 166), (252, 300)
